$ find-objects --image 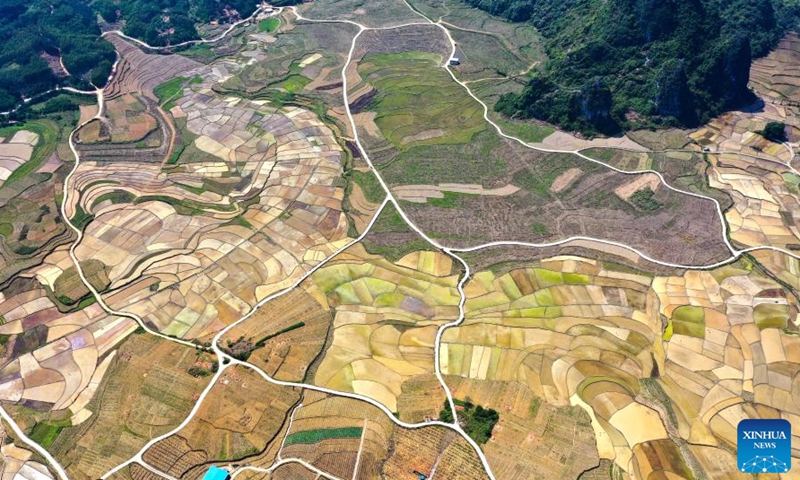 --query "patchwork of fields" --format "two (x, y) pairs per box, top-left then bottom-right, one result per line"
(0, 2), (800, 480)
